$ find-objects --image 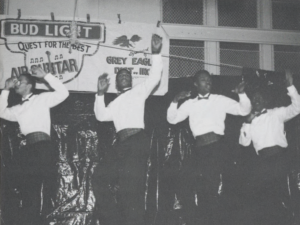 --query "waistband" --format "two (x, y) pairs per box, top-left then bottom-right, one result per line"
(258, 146), (285, 158)
(195, 132), (222, 147)
(26, 132), (51, 145)
(117, 128), (143, 142)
